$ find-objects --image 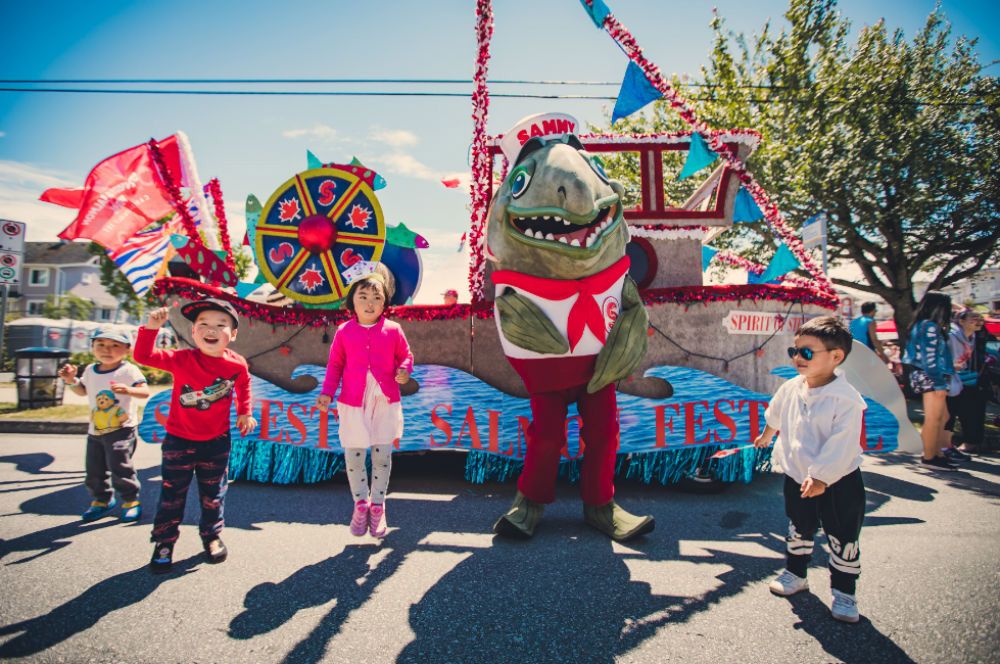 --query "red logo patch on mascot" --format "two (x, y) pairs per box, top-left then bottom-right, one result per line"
(602, 296), (619, 334)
